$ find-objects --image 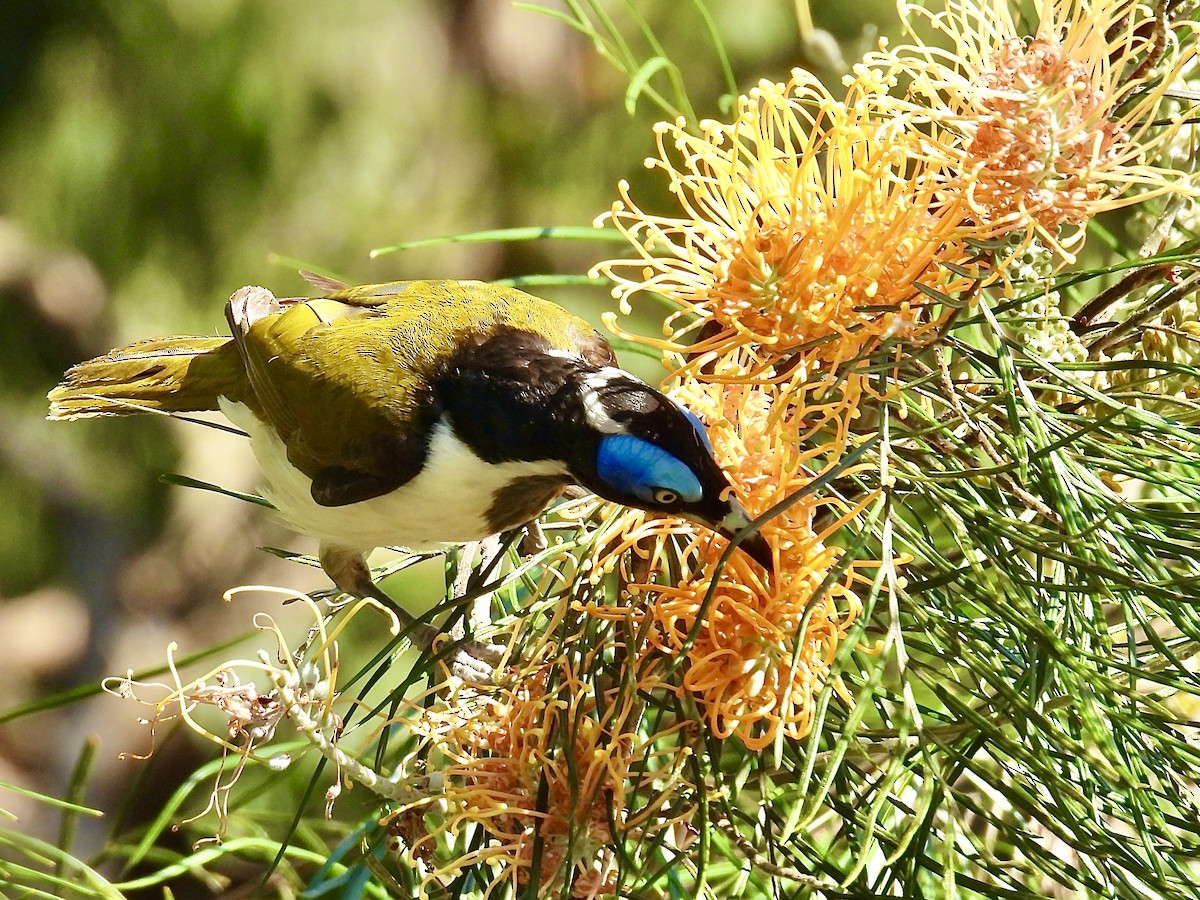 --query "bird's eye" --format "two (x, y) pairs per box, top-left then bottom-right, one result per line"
(653, 488), (678, 505)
